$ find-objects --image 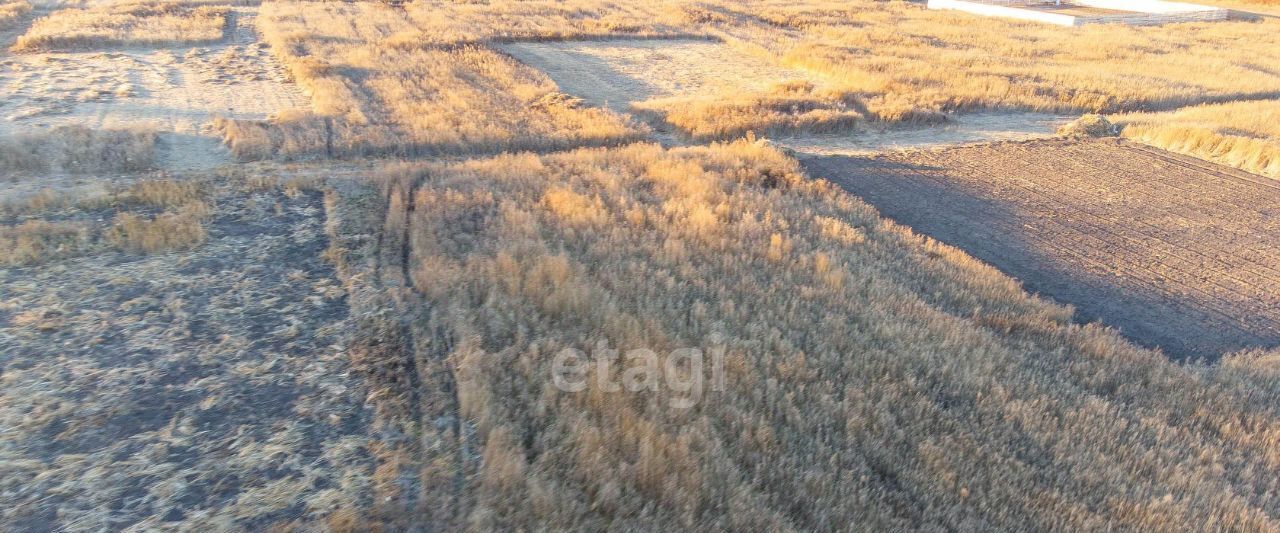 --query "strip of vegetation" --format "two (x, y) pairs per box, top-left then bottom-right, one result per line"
(219, 1), (645, 161)
(1115, 100), (1280, 179)
(12, 1), (228, 52)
